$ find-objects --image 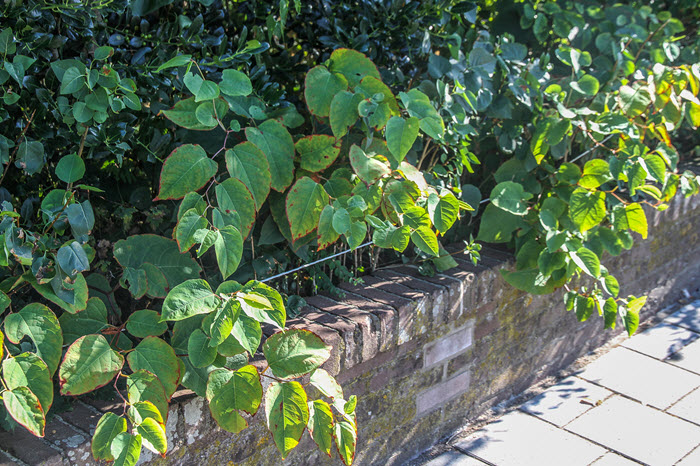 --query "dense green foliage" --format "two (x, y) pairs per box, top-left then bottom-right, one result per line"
(0, 0), (699, 464)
